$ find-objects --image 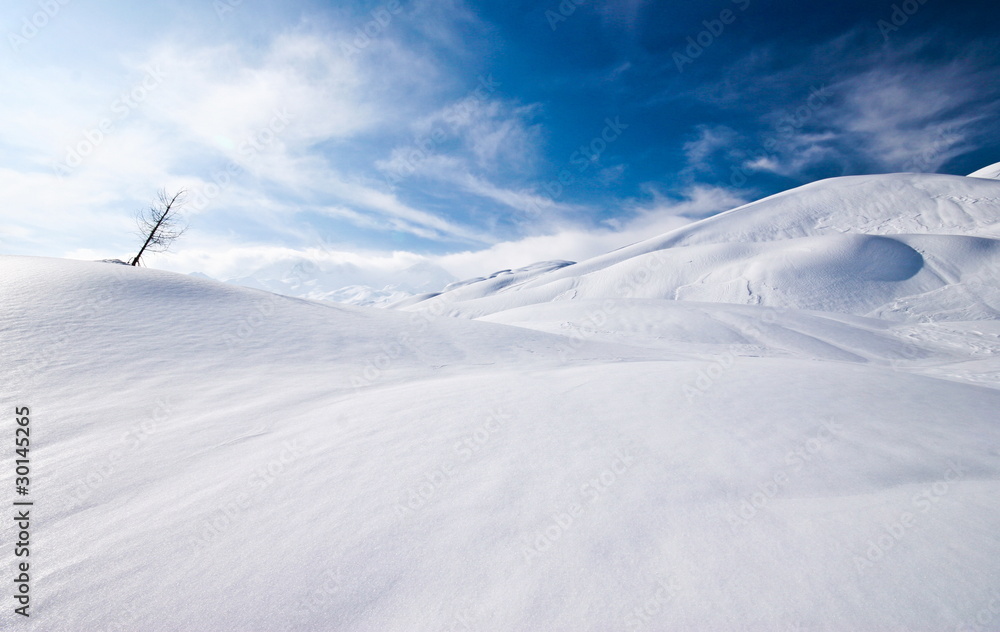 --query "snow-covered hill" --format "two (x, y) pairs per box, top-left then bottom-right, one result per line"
(969, 160), (1000, 180)
(2, 168), (1000, 631)
(396, 173), (1000, 321)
